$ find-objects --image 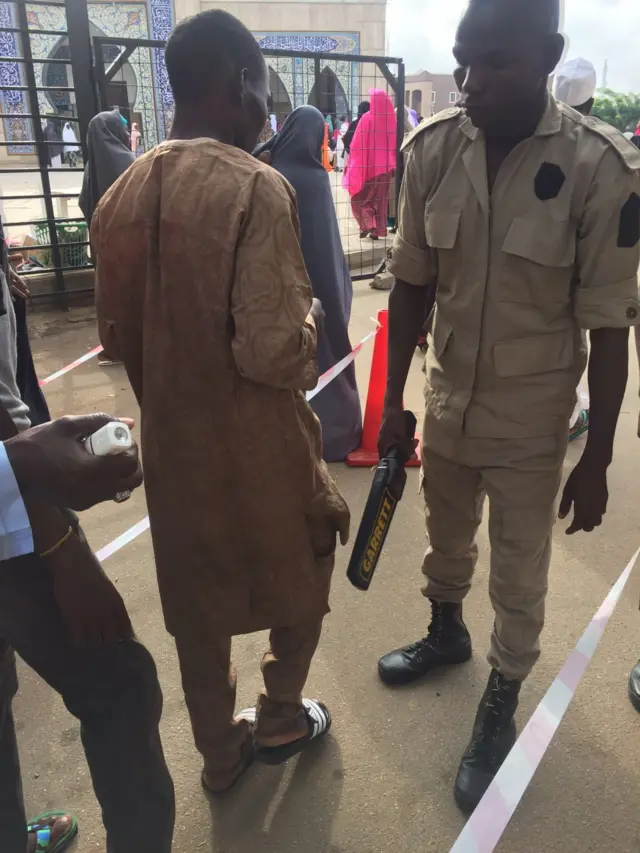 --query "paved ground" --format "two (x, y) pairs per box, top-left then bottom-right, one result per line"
(16, 286), (640, 852)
